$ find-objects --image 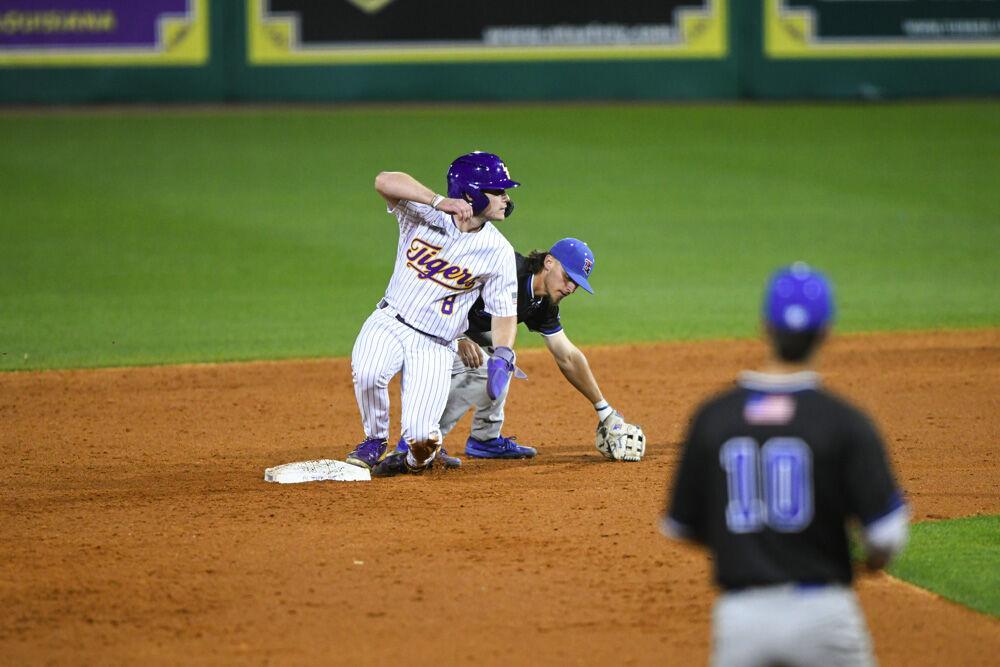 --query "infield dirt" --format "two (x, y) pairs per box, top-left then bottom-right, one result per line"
(2, 329), (998, 665)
